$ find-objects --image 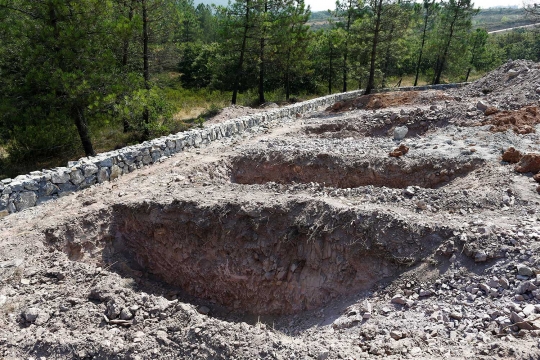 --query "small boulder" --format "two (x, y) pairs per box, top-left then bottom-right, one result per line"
(508, 69), (520, 78)
(502, 147), (522, 163)
(22, 307), (49, 325)
(391, 294), (406, 305)
(475, 250), (487, 262)
(393, 126), (408, 140)
(517, 263), (534, 277)
(477, 101), (489, 111)
(516, 153), (540, 173)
